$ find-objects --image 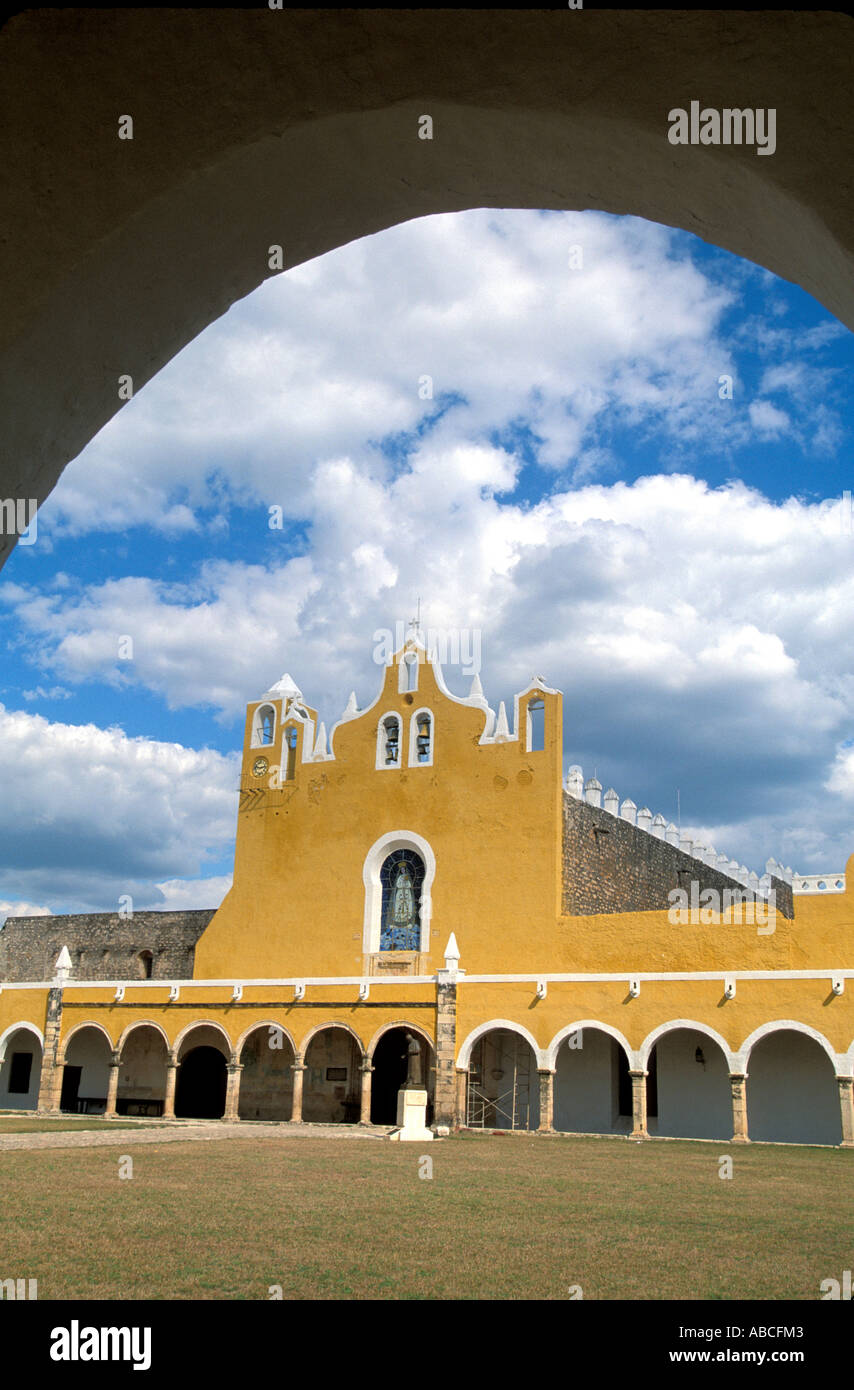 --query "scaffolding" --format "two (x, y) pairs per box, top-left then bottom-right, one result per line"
(466, 1030), (535, 1130)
